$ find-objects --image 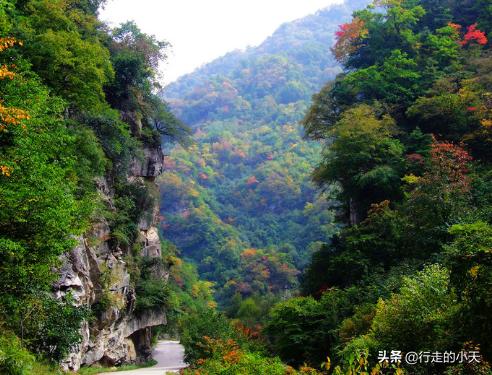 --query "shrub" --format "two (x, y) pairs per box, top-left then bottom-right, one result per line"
(0, 330), (34, 375)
